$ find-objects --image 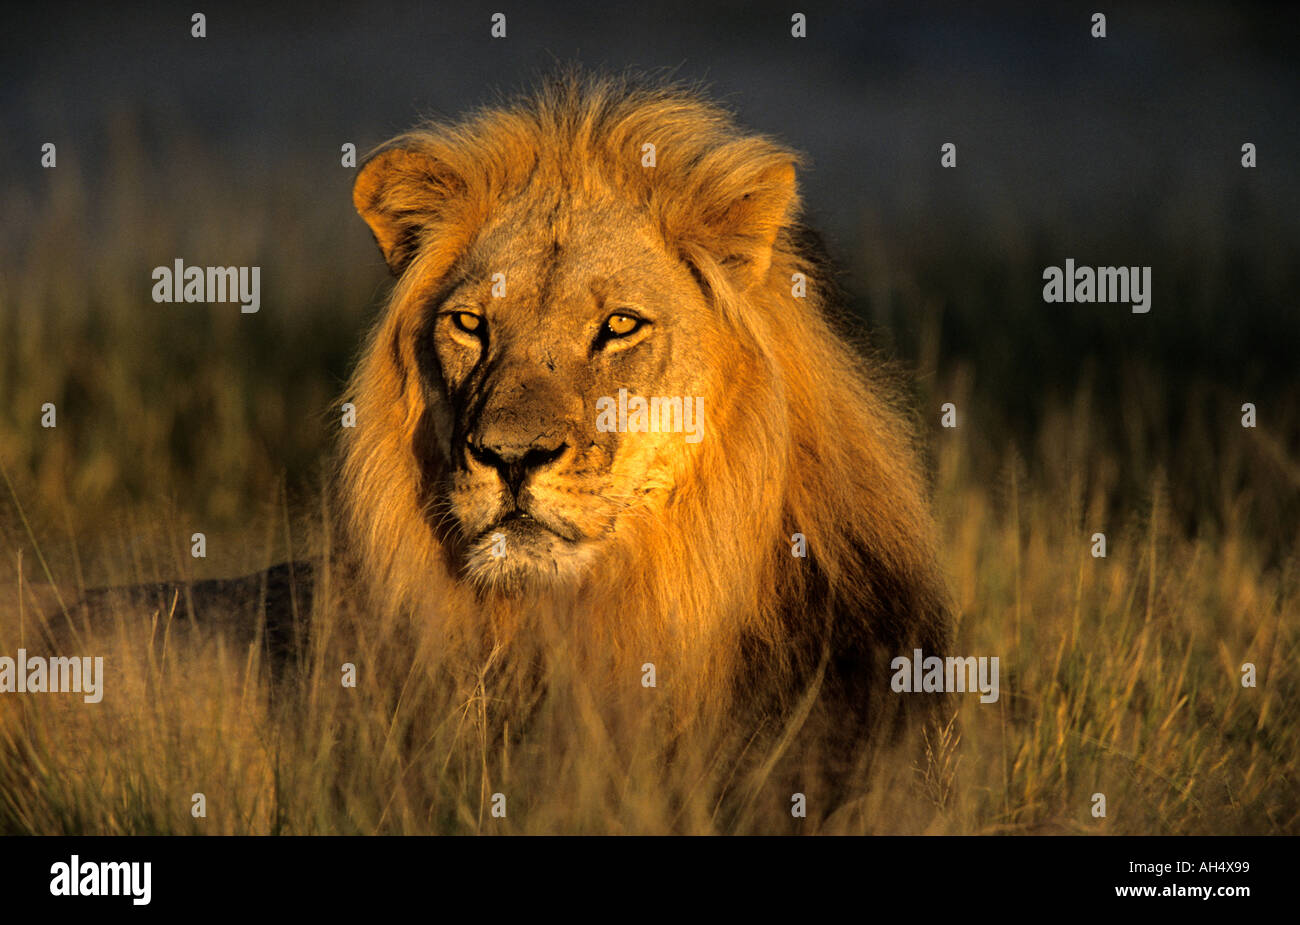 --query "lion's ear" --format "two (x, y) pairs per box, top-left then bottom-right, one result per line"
(353, 146), (467, 276)
(674, 150), (799, 291)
